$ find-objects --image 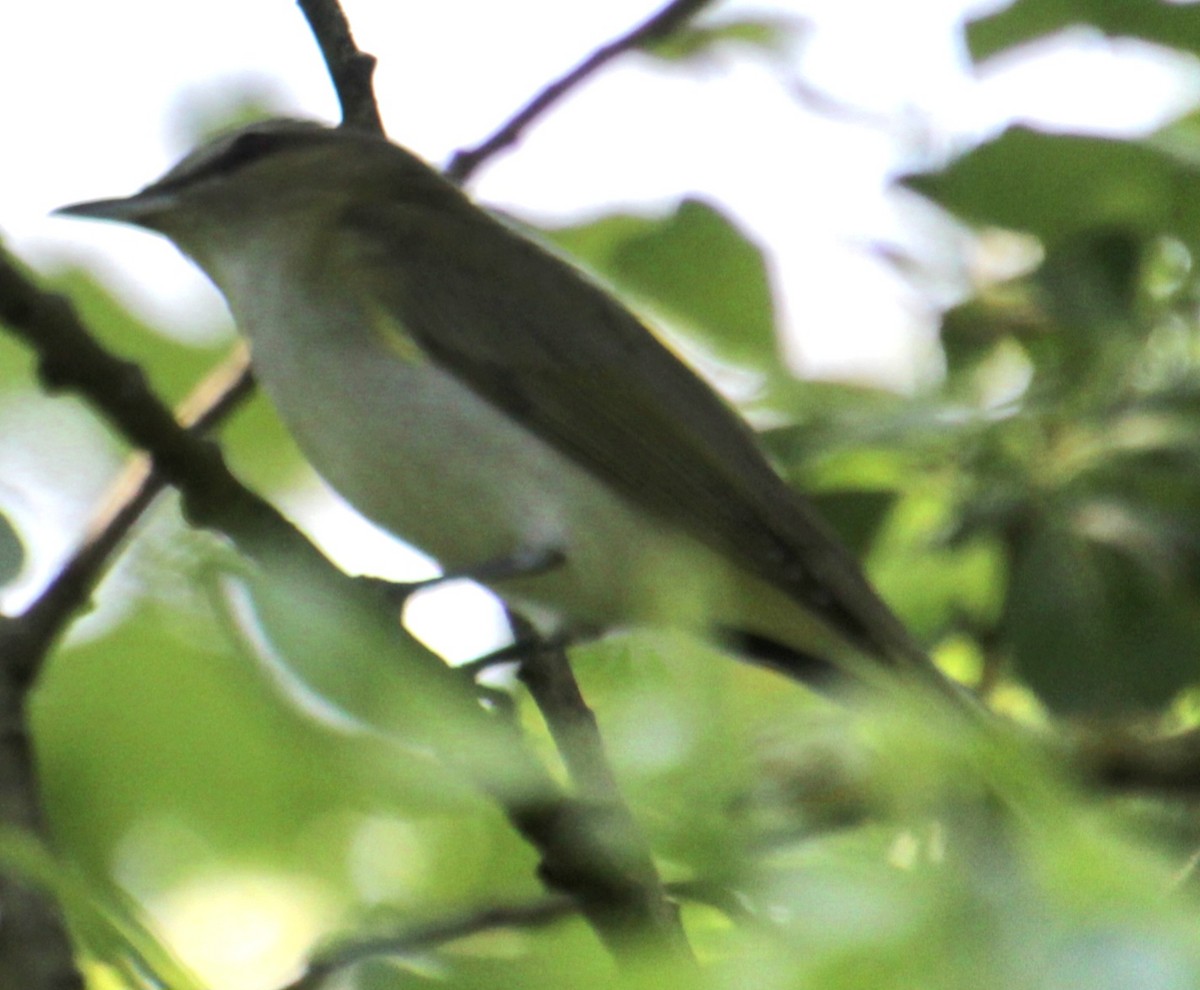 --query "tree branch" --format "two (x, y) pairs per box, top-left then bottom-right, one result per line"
(283, 896), (575, 990)
(507, 618), (690, 959)
(0, 683), (83, 989)
(0, 255), (285, 990)
(1076, 726), (1200, 793)
(6, 344), (254, 682)
(442, 0), (737, 957)
(296, 0), (384, 133)
(0, 250), (334, 688)
(445, 0), (718, 183)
